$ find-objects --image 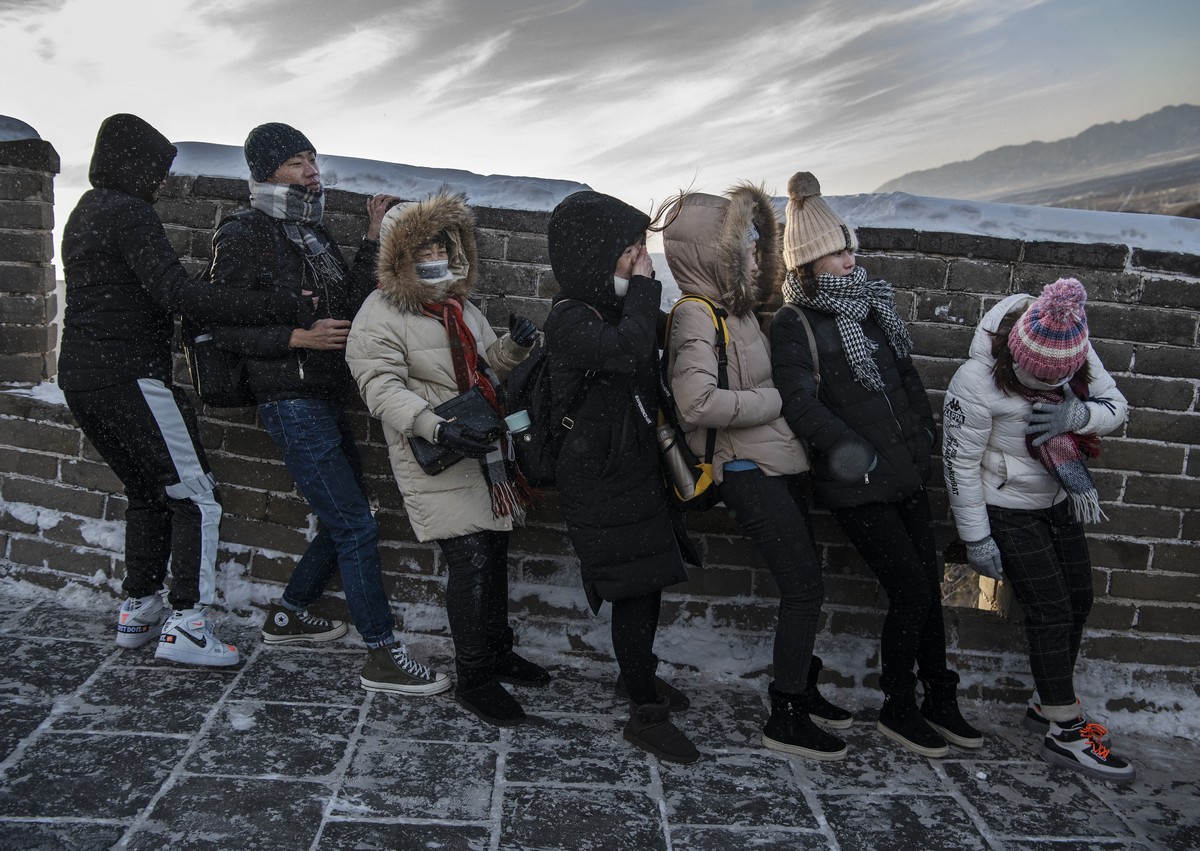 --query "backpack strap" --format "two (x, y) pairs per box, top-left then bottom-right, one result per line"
(777, 303), (820, 387)
(549, 298), (601, 429)
(663, 295), (729, 467)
